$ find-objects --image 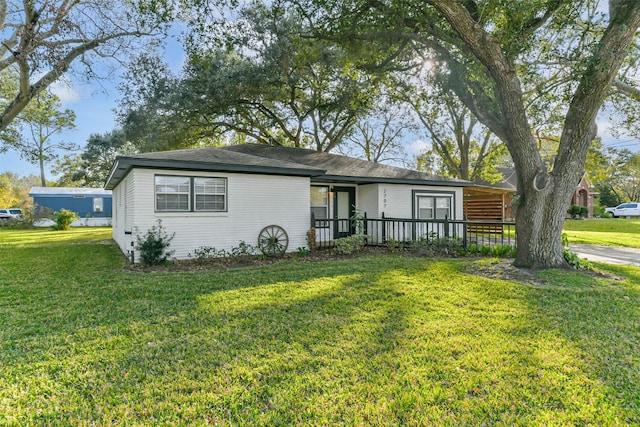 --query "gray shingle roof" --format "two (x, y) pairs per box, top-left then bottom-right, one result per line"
(105, 144), (472, 189)
(220, 144), (469, 185)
